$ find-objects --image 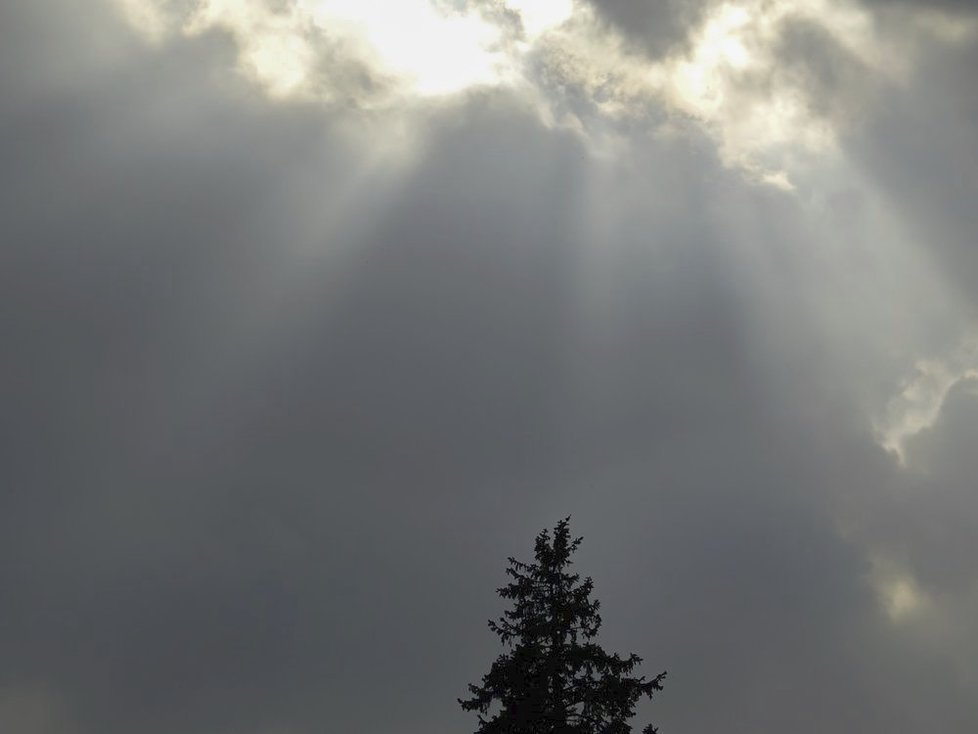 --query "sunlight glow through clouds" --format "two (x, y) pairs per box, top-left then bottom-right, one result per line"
(187, 0), (317, 96)
(303, 0), (506, 96)
(112, 0), (961, 185)
(506, 0), (574, 39)
(874, 563), (931, 623)
(122, 0), (576, 99)
(651, 0), (894, 185)
(529, 0), (903, 184)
